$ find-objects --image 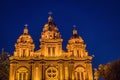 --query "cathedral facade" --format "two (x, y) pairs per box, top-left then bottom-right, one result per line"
(9, 16), (93, 80)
